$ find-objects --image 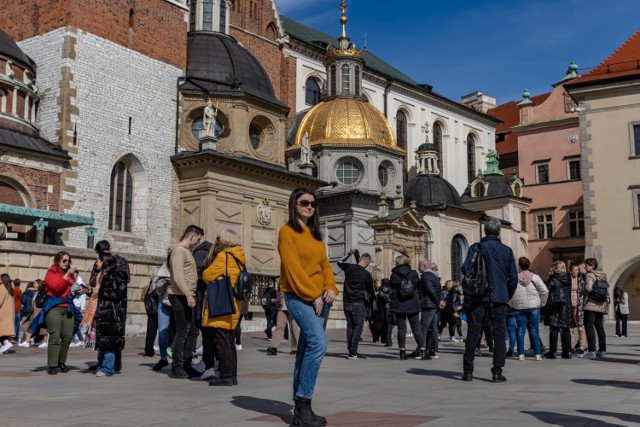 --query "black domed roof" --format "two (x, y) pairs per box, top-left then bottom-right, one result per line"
(461, 174), (514, 200)
(416, 142), (438, 152)
(0, 29), (36, 71)
(404, 174), (461, 207)
(183, 32), (285, 108)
